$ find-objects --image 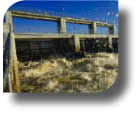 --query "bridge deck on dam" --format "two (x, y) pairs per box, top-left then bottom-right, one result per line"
(15, 33), (118, 39)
